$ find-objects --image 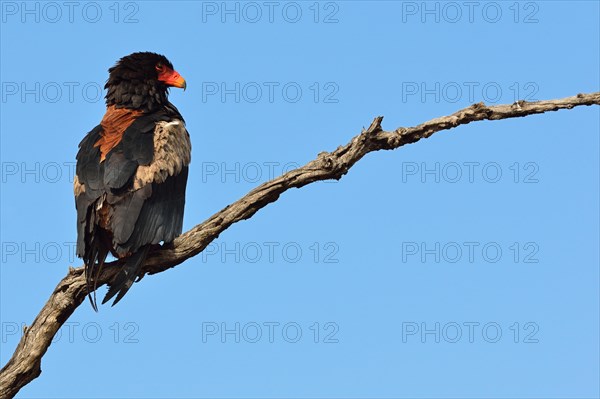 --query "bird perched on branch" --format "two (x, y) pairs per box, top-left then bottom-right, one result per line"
(74, 52), (191, 310)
